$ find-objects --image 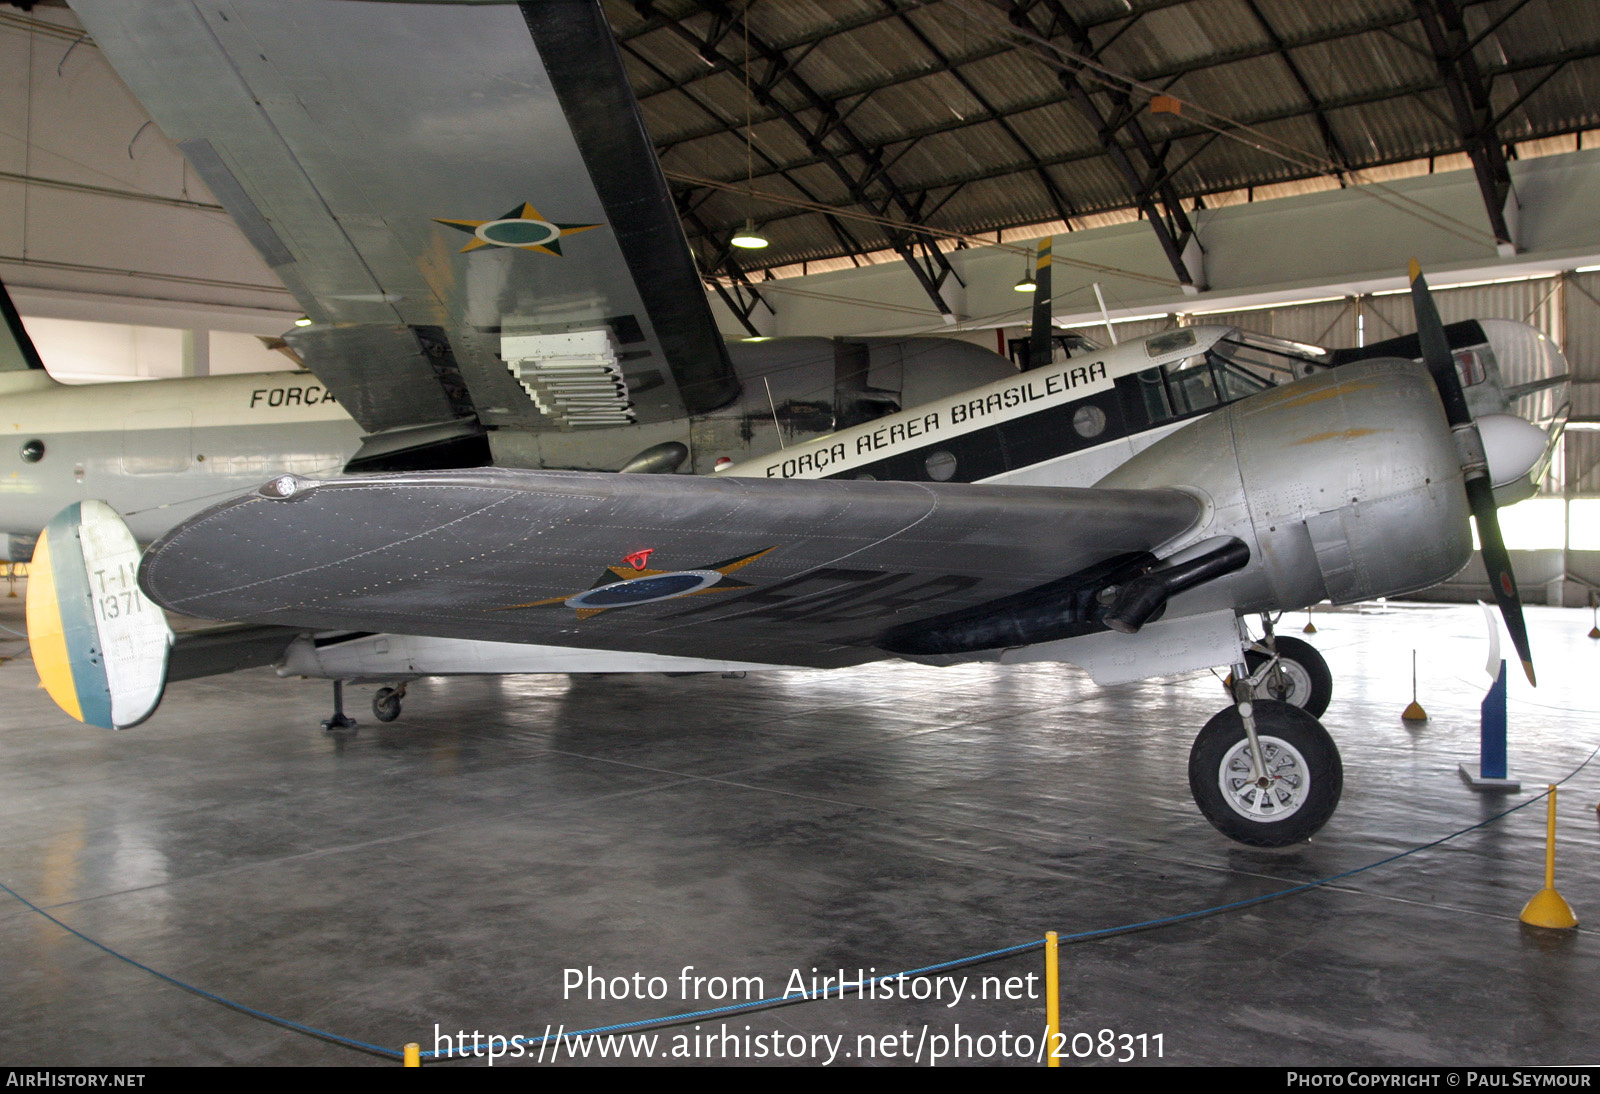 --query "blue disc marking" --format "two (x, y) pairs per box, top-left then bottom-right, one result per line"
(569, 571), (720, 609)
